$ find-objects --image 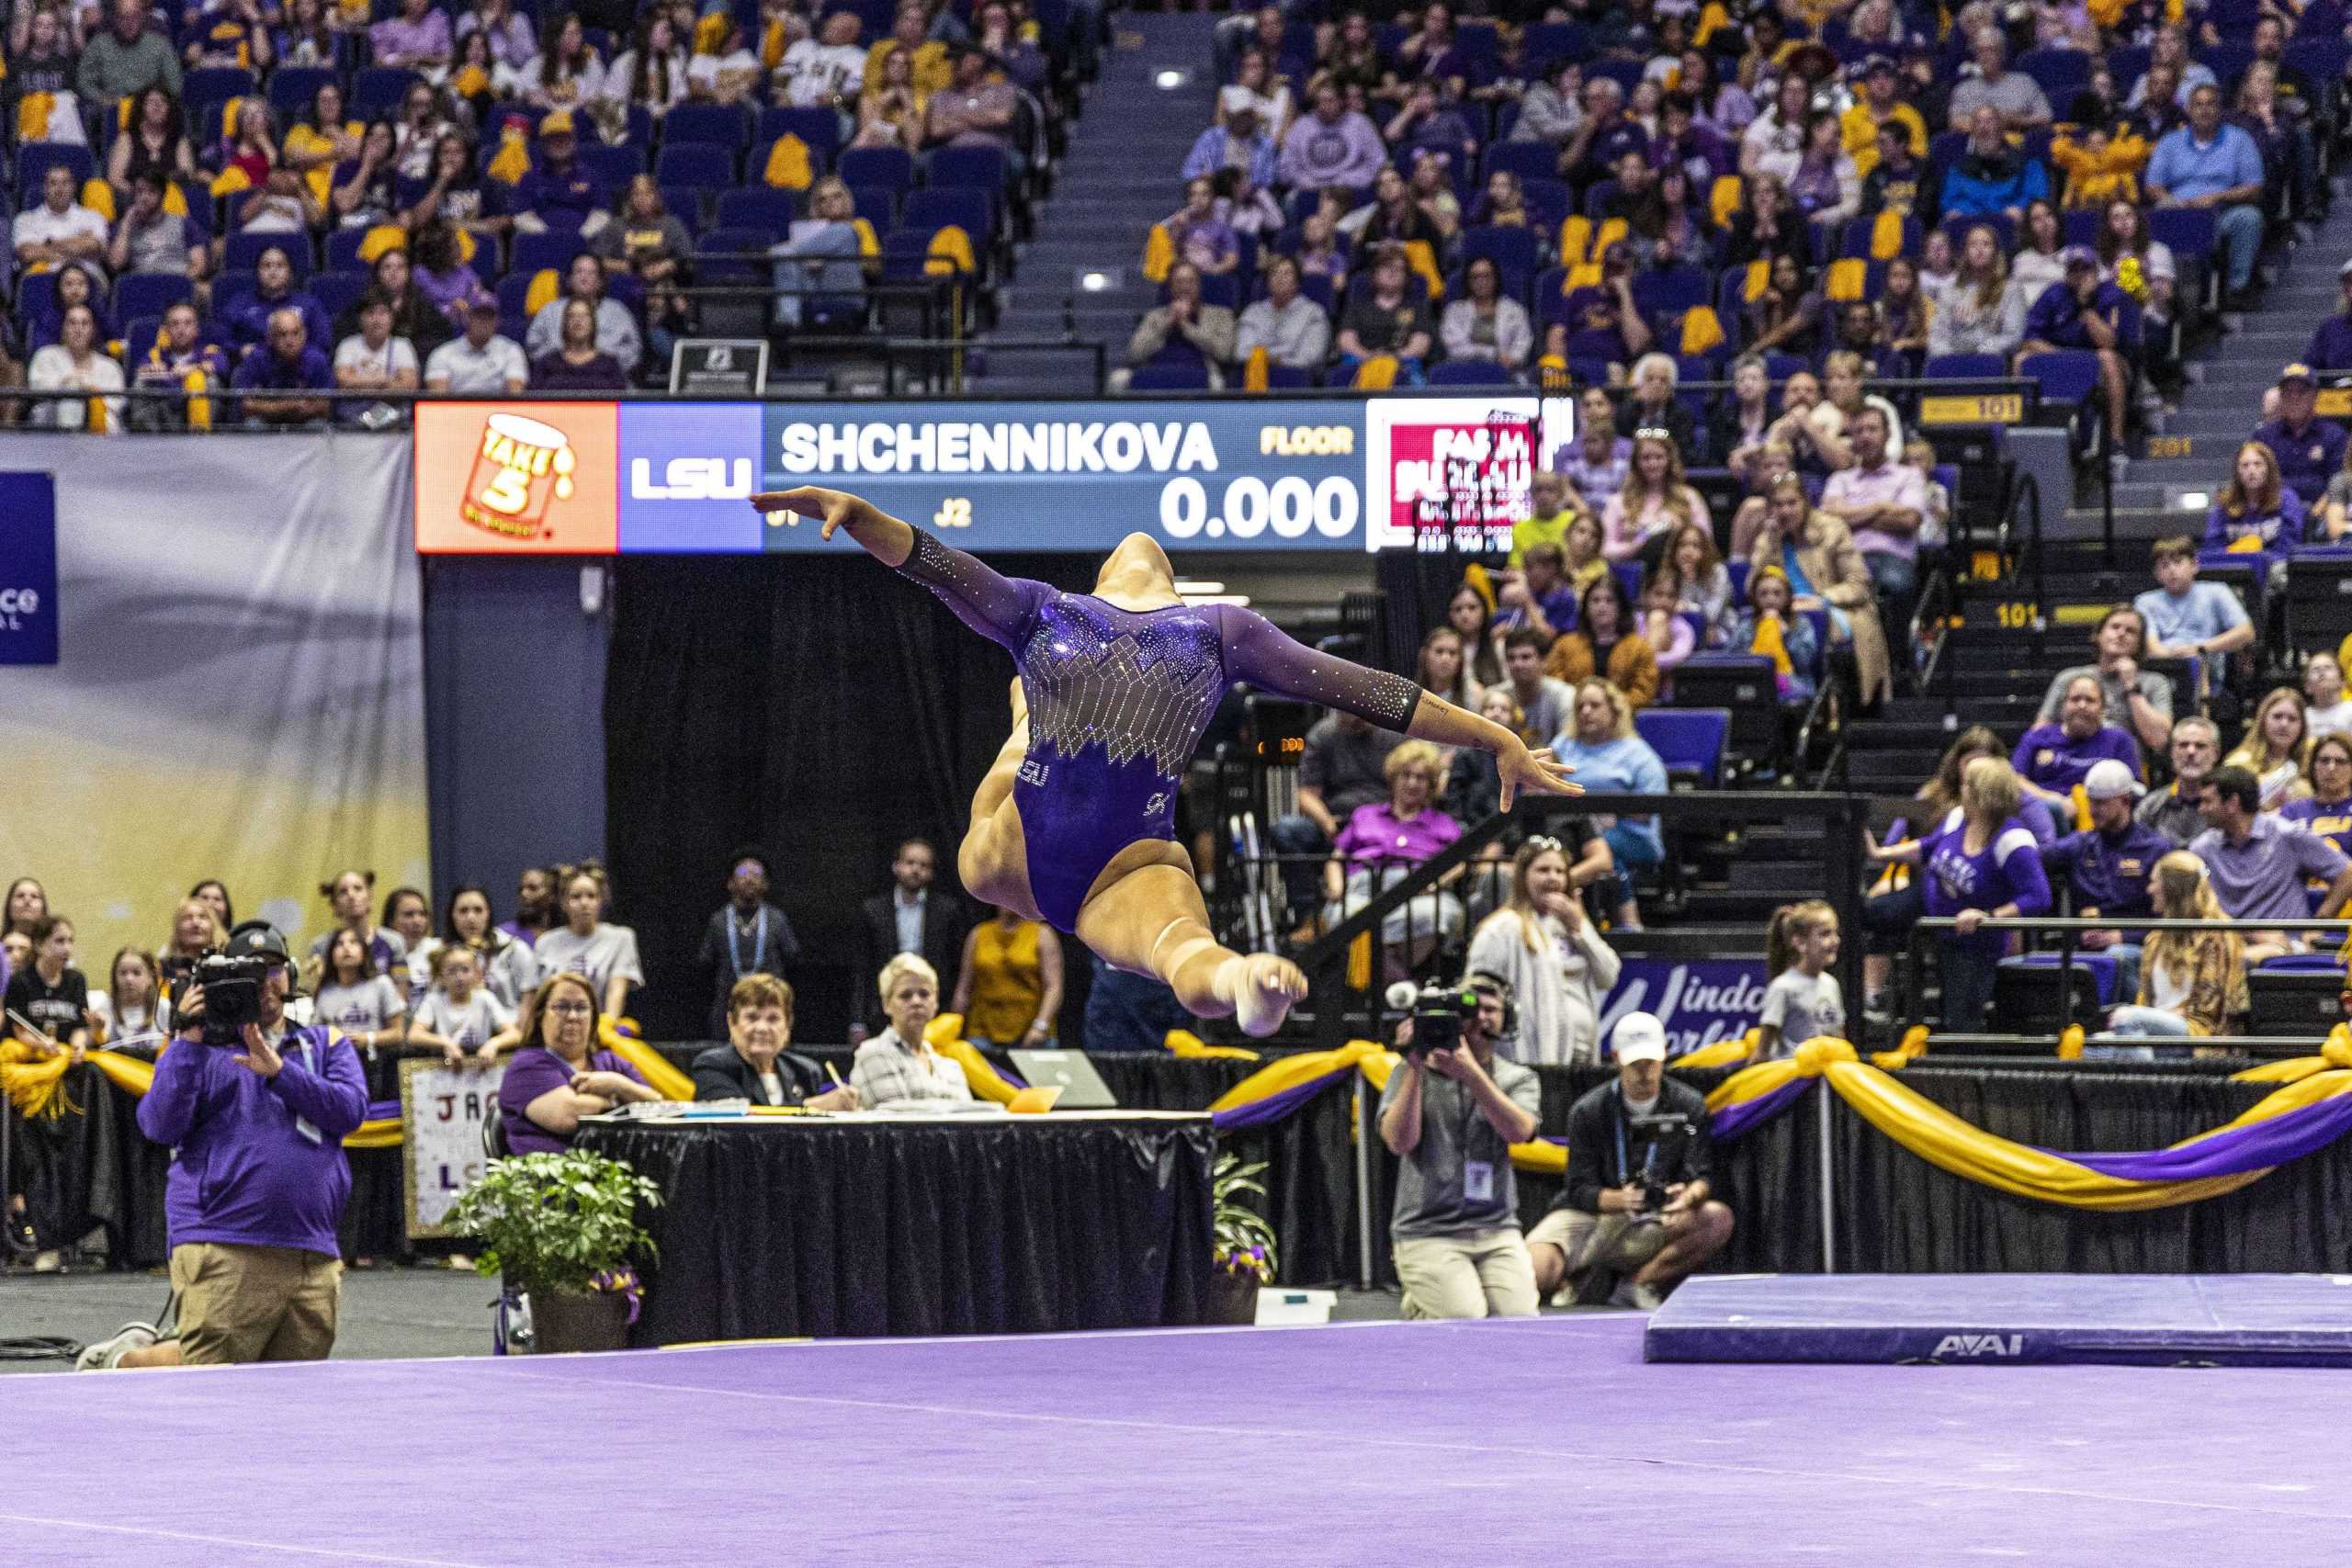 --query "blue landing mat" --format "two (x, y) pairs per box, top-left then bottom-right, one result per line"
(1646, 1273), (2352, 1367)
